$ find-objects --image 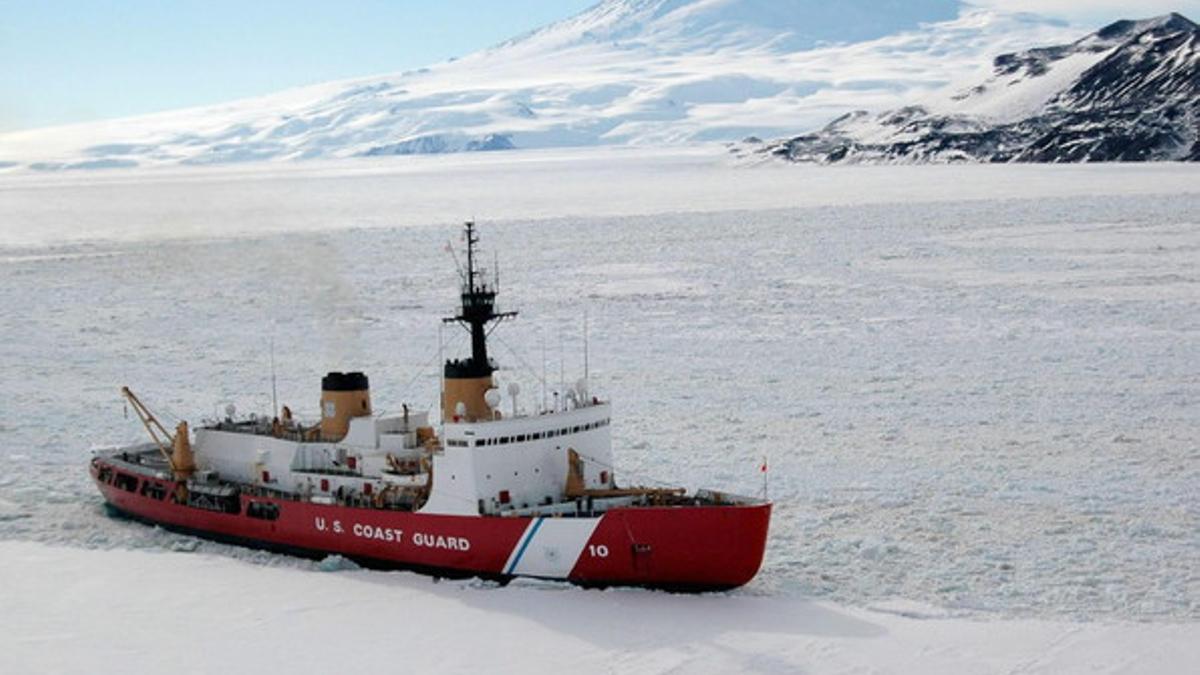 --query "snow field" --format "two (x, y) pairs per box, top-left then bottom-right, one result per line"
(3, 148), (1200, 248)
(2, 540), (1198, 675)
(0, 156), (1198, 673)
